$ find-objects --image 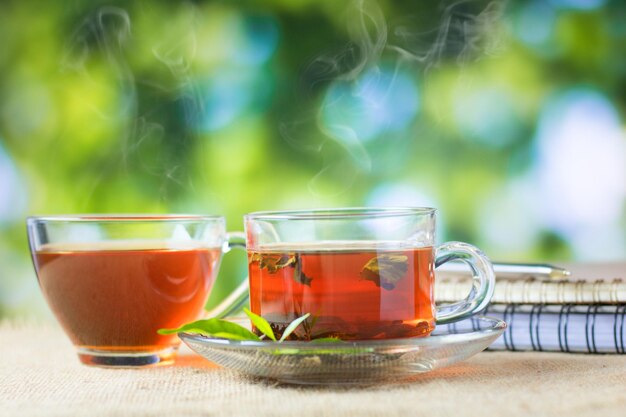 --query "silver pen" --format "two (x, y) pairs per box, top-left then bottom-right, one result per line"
(437, 262), (571, 280)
